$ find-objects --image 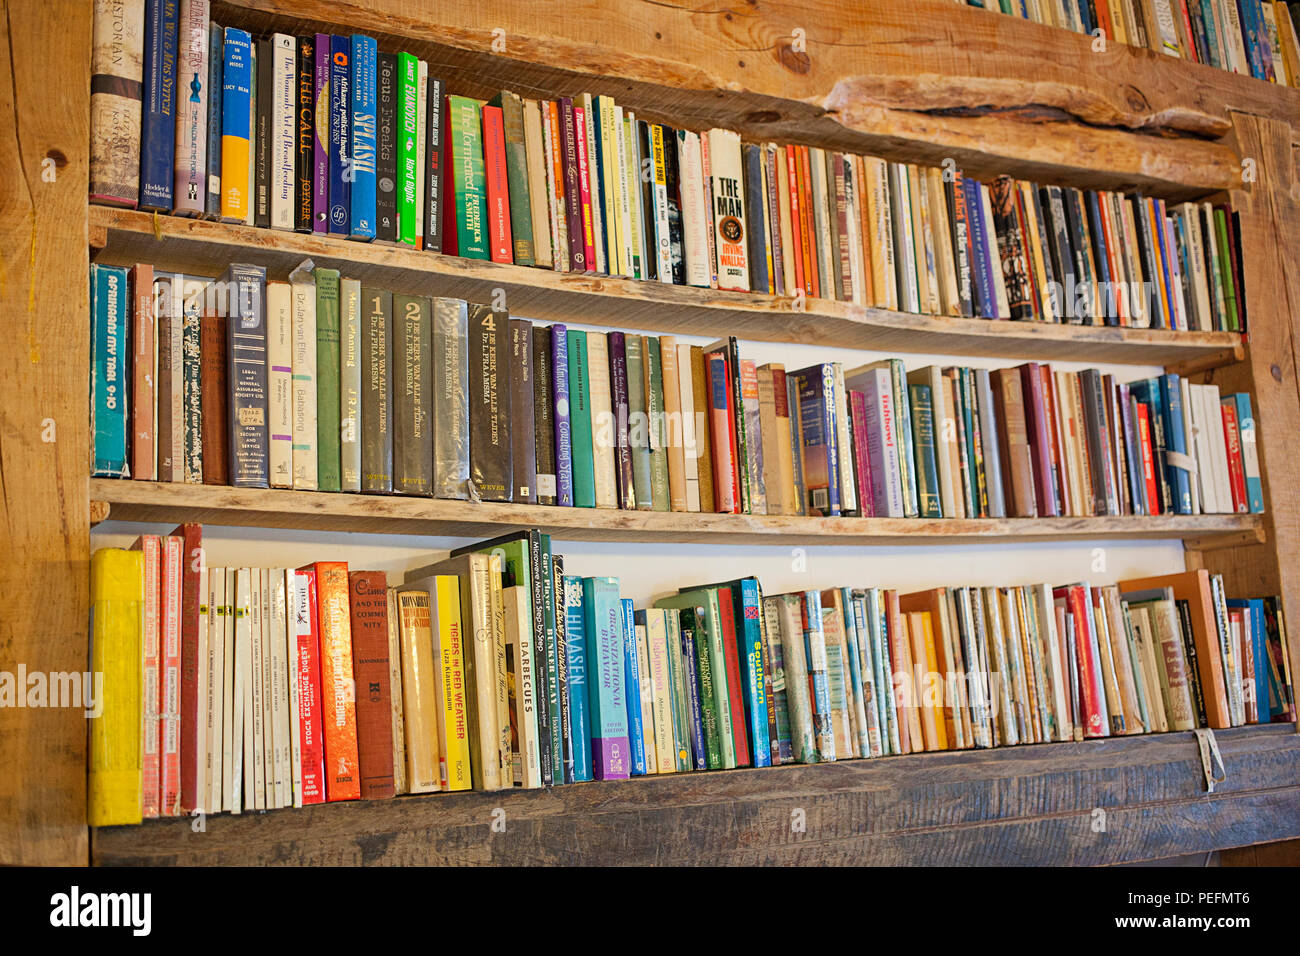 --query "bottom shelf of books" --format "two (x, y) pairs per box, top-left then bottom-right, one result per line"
(94, 725), (1300, 866)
